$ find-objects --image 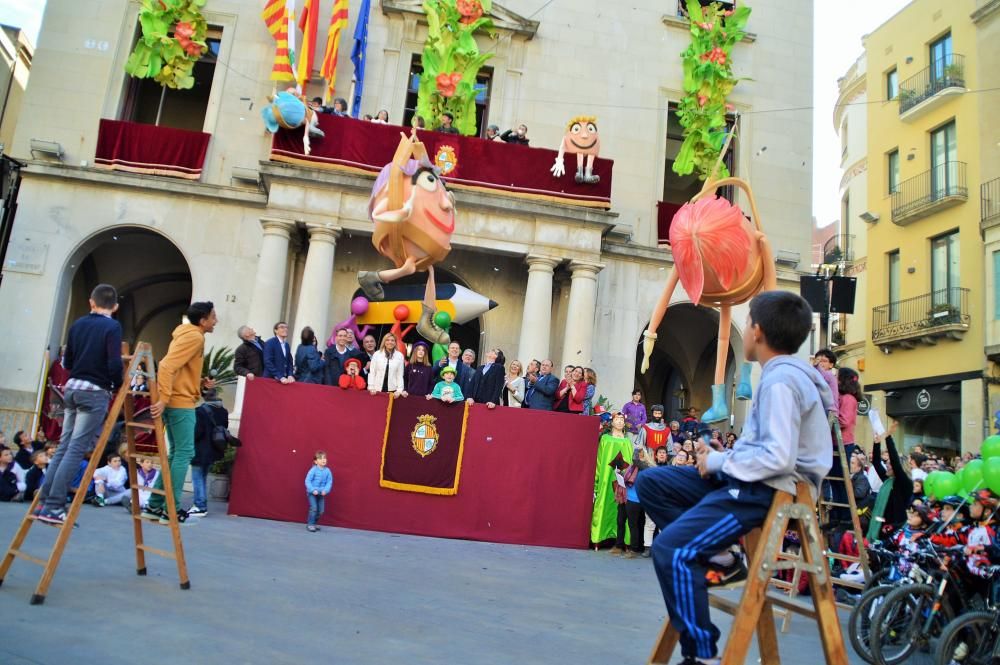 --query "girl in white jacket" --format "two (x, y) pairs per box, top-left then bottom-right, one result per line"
(367, 332), (407, 397)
